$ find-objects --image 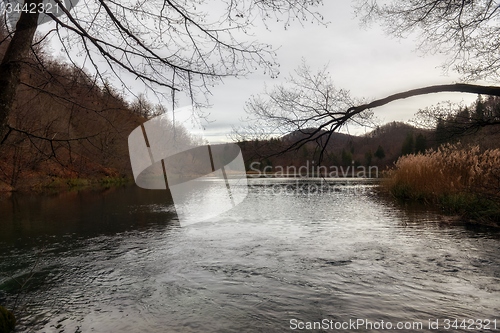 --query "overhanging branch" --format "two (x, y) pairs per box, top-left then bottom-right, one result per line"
(276, 83), (500, 163)
(346, 83), (500, 118)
